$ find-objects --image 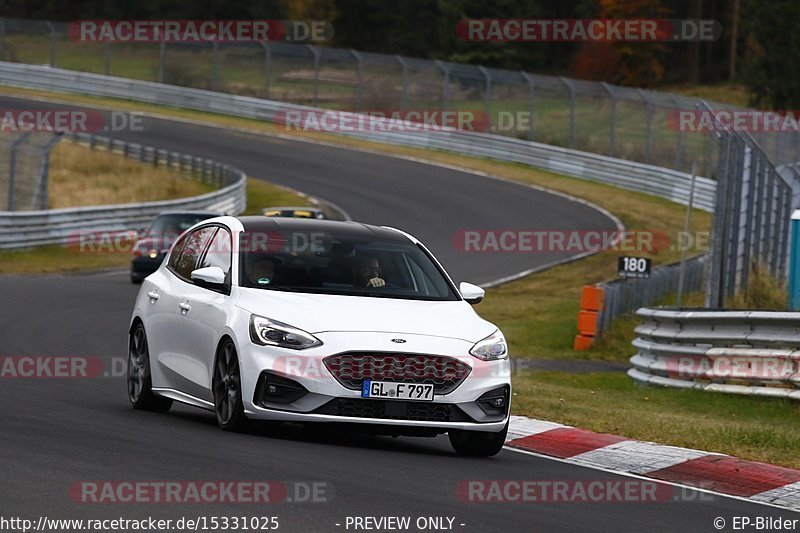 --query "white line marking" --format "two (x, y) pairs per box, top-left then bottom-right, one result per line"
(751, 482), (800, 511)
(568, 439), (716, 475)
